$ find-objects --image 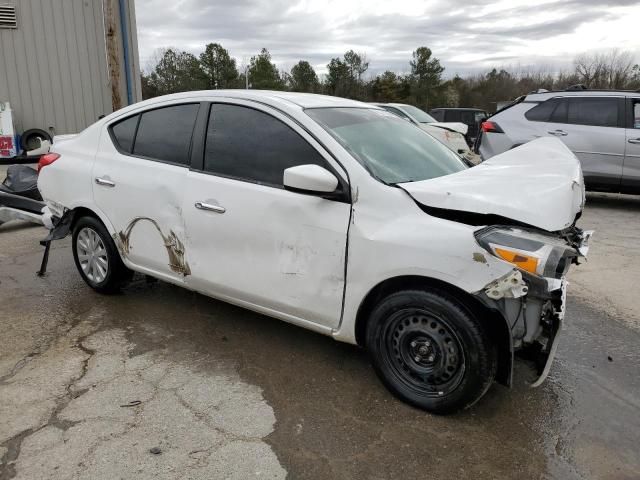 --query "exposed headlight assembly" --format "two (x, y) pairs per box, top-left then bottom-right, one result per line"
(475, 226), (578, 279)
